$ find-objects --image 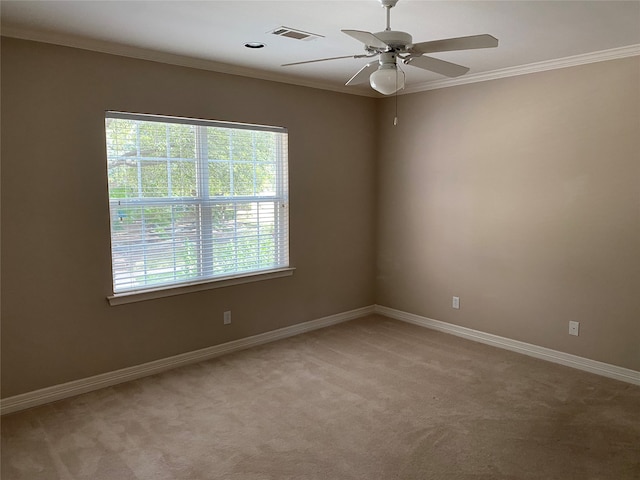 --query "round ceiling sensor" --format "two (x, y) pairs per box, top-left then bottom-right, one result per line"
(245, 42), (266, 49)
